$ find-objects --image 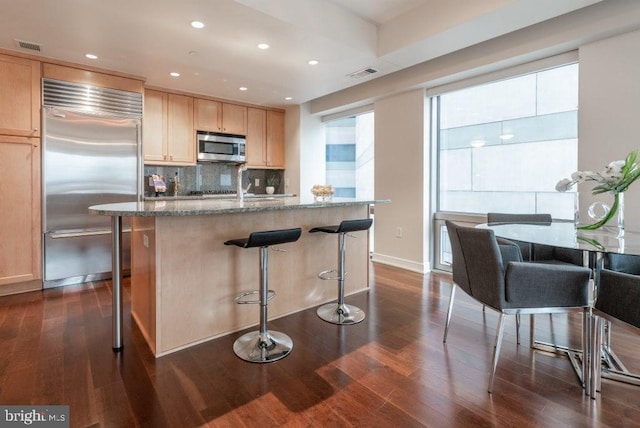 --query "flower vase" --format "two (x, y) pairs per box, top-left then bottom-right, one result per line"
(579, 191), (624, 236)
(618, 191), (625, 237)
